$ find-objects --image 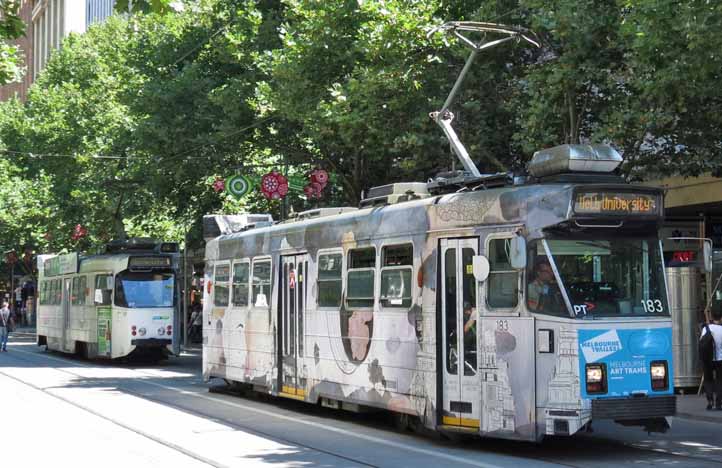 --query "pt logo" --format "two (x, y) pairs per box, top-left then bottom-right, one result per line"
(573, 302), (596, 316)
(580, 329), (622, 363)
